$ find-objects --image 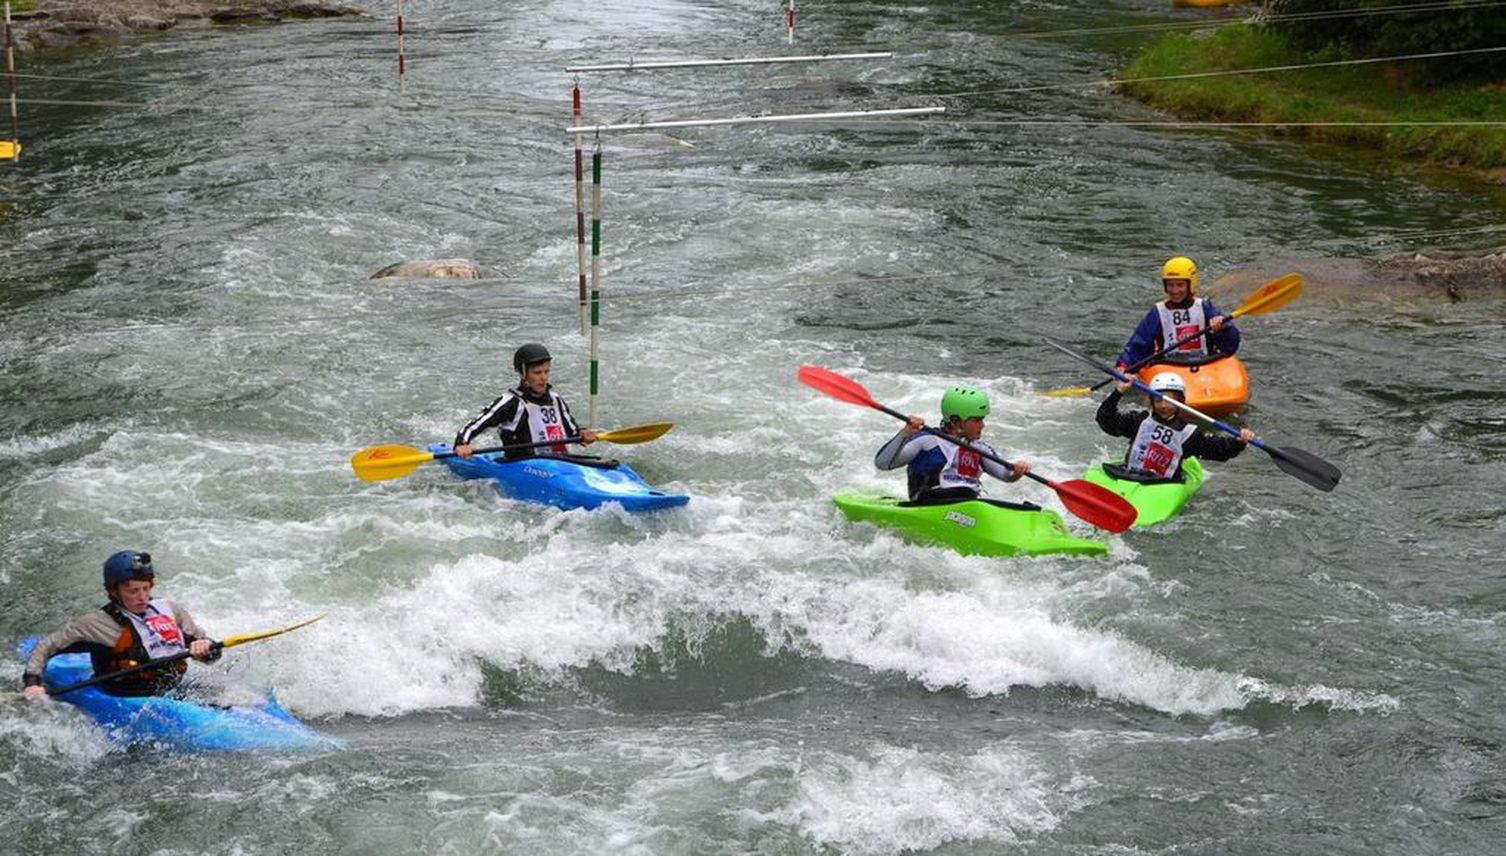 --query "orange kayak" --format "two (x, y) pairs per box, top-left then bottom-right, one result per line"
(1137, 355), (1249, 416)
